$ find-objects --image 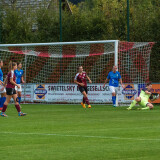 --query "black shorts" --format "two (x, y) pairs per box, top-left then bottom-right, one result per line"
(79, 86), (88, 94)
(6, 88), (16, 95)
